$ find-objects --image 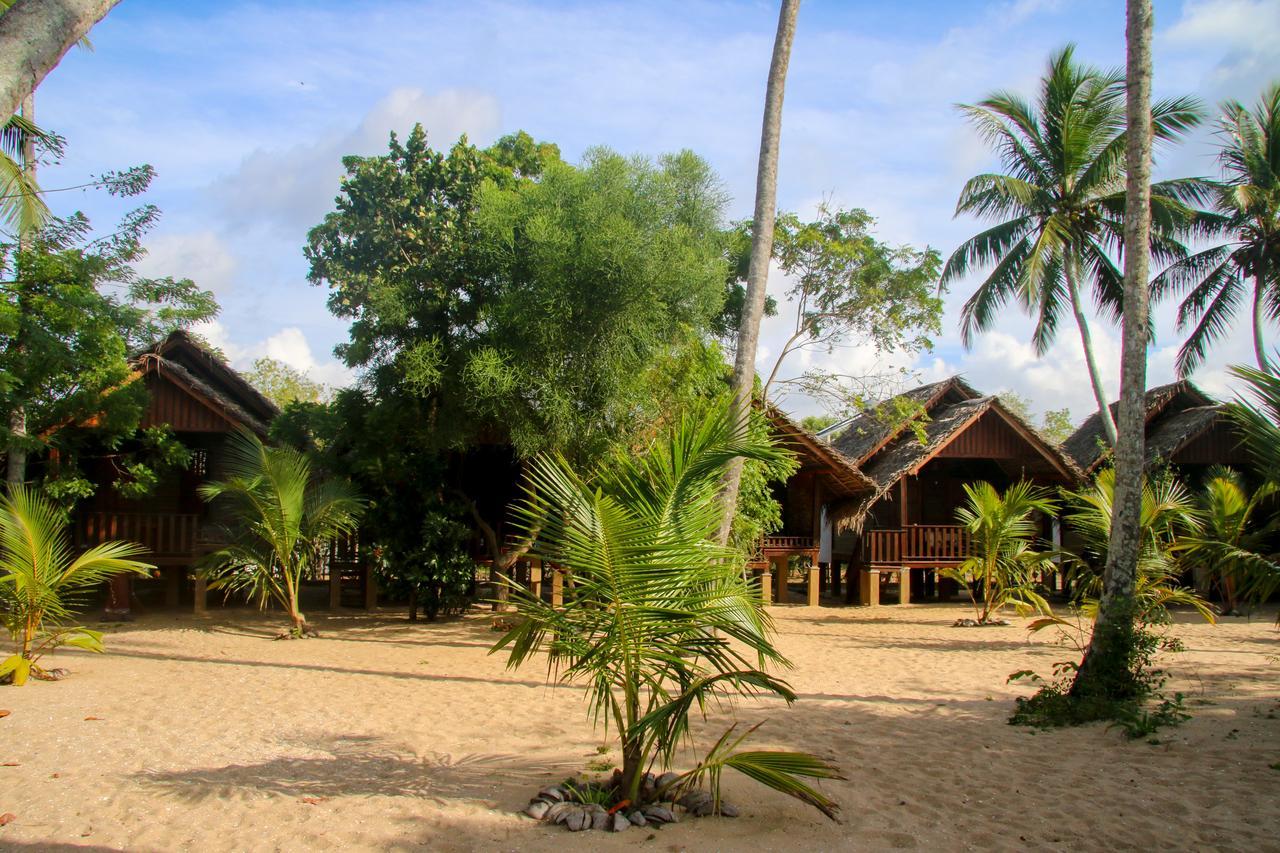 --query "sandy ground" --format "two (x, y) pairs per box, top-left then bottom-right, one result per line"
(0, 599), (1276, 852)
